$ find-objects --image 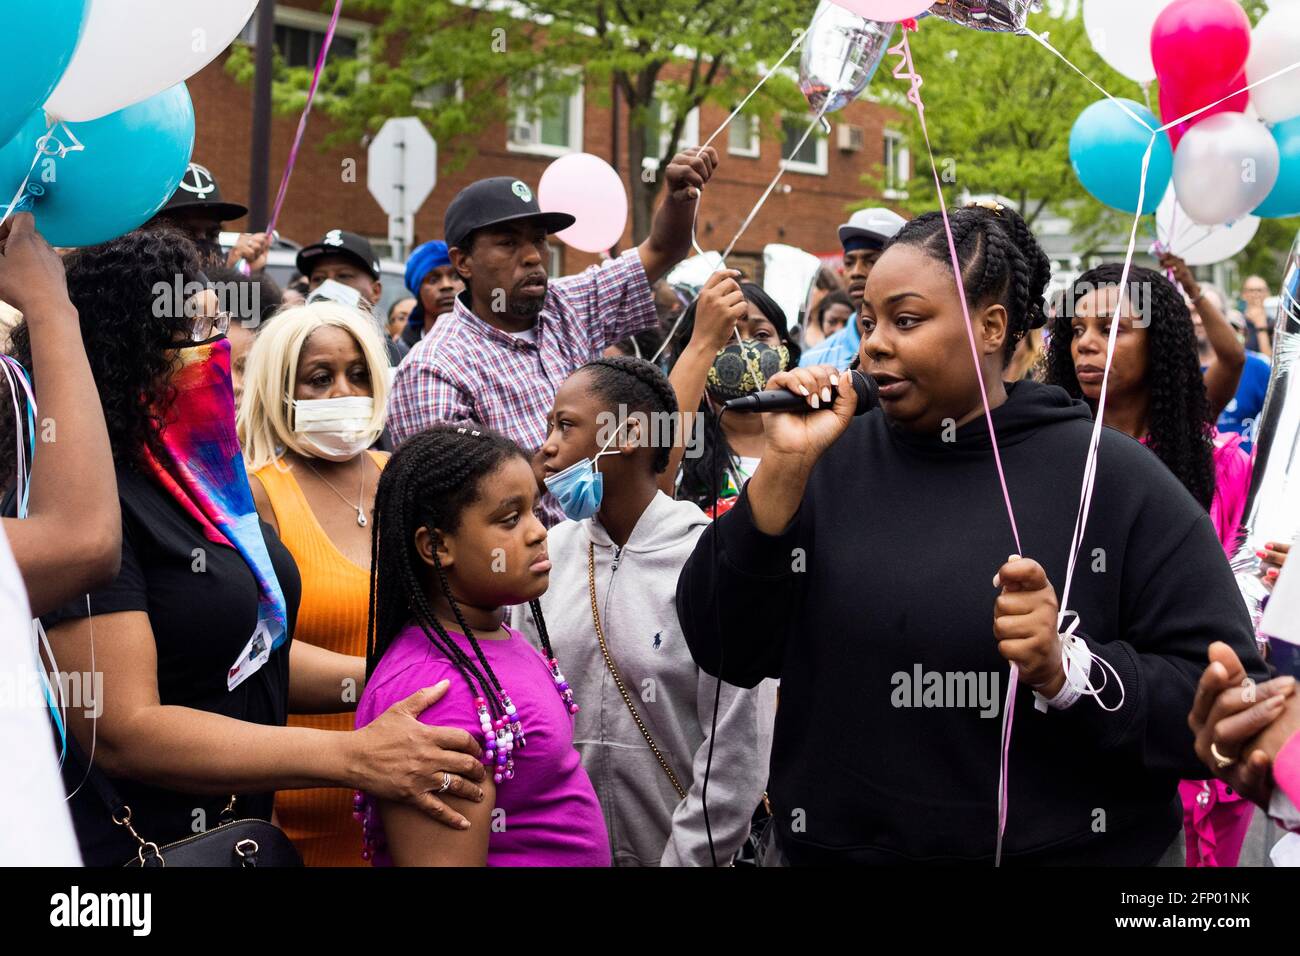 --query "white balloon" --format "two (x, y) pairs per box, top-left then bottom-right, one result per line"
(45, 0), (259, 122)
(1082, 0), (1175, 85)
(1247, 7), (1300, 124)
(1155, 186), (1260, 266)
(1172, 114), (1280, 225)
